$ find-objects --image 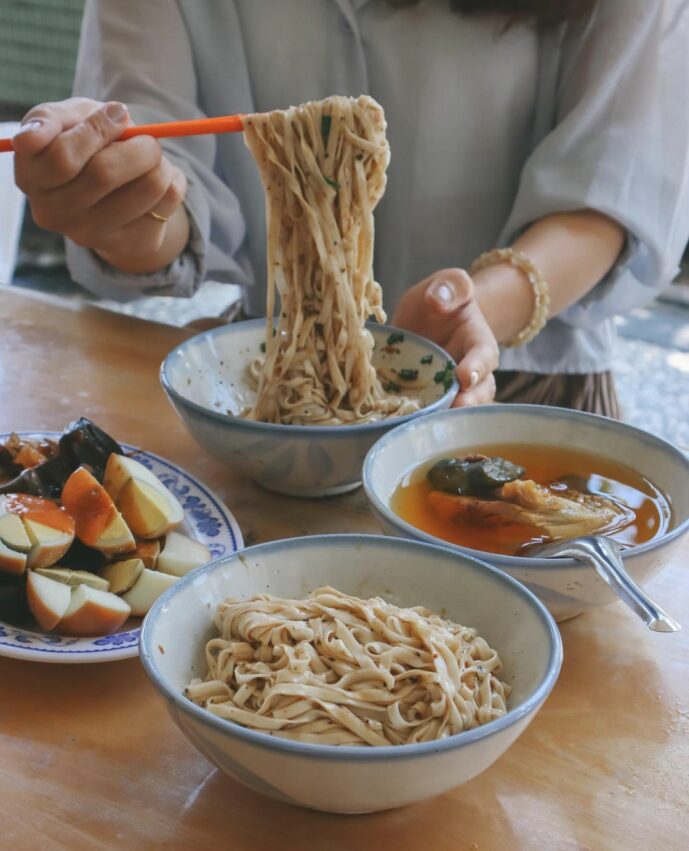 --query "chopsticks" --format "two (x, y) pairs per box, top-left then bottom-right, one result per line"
(0, 113), (246, 153)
